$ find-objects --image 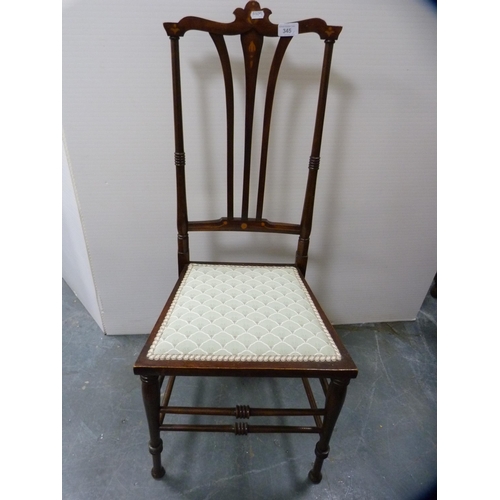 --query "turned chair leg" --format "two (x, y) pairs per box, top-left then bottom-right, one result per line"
(140, 375), (166, 479)
(308, 378), (350, 484)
